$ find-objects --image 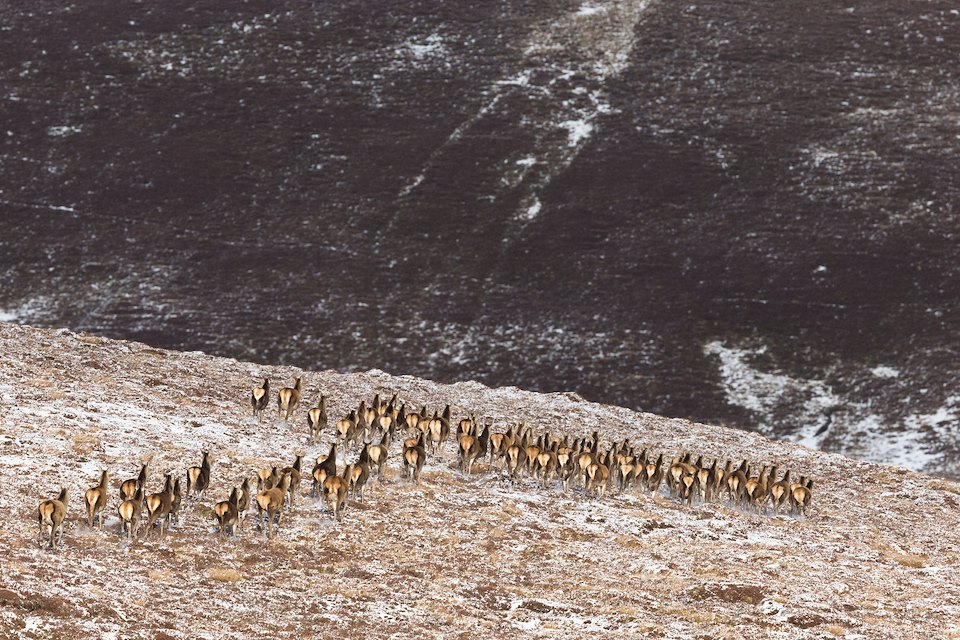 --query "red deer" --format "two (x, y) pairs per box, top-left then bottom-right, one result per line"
(118, 488), (143, 540)
(281, 454), (304, 509)
(120, 462), (148, 503)
(213, 487), (240, 538)
(251, 378), (270, 423)
(403, 432), (426, 484)
(84, 470), (110, 529)
(256, 474), (291, 539)
(306, 395), (328, 444)
(186, 451), (212, 503)
(322, 472), (349, 521)
(145, 474), (175, 537)
(277, 376), (303, 422)
(37, 487), (68, 550)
